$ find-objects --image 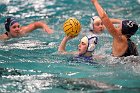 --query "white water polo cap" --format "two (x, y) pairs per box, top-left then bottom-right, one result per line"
(81, 34), (98, 52)
(89, 16), (101, 31)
